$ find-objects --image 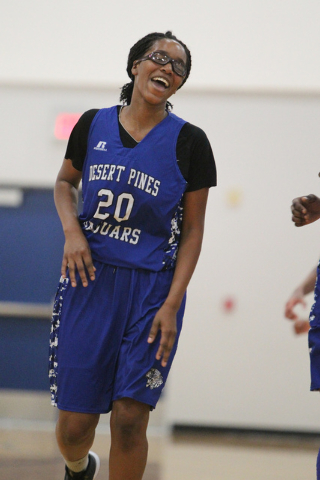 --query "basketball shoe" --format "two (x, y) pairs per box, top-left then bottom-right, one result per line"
(64, 451), (100, 480)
